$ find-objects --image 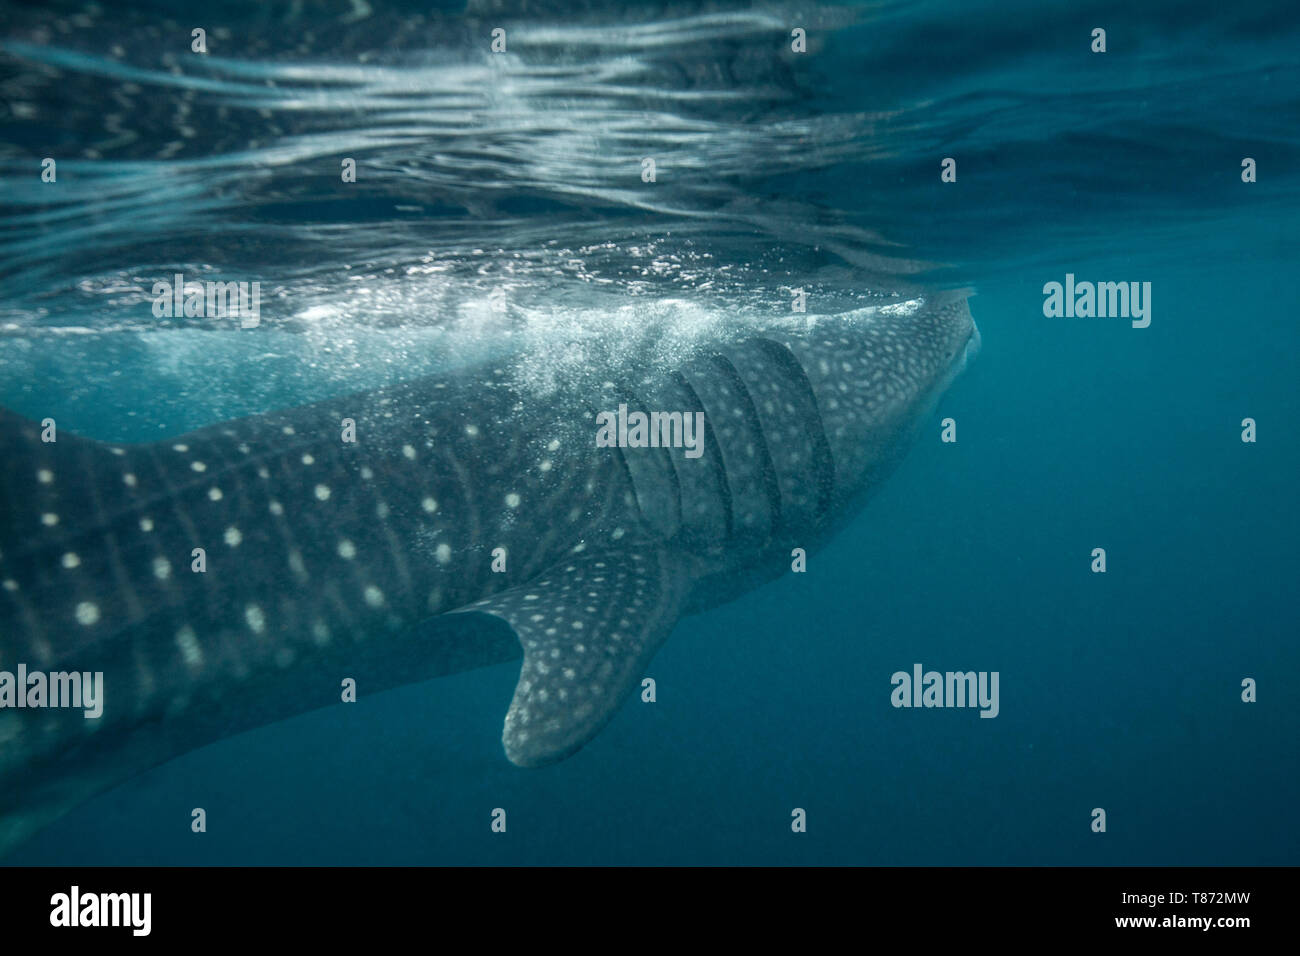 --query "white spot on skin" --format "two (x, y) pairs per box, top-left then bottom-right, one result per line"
(402, 444), (416, 460)
(76, 602), (100, 626)
(176, 625), (203, 667)
(41, 513), (59, 526)
(421, 497), (438, 513)
(539, 459), (552, 472)
(465, 425), (479, 437)
(337, 539), (357, 560)
(376, 501), (390, 519)
(364, 585), (385, 607)
(173, 443), (189, 453)
(224, 526), (243, 547)
(547, 439), (560, 451)
(37, 469), (53, 484)
(153, 557), (172, 580)
(139, 517), (154, 532)
(288, 551), (307, 578)
(123, 473), (137, 488)
(2, 579), (17, 592)
(360, 466), (374, 480)
(191, 461), (207, 473)
(505, 493), (520, 509)
(61, 552), (80, 569)
(257, 466), (270, 479)
(301, 453), (315, 465)
(281, 426), (295, 436)
(208, 487), (223, 501)
(435, 543), (452, 564)
(245, 604), (266, 634)
(269, 501), (284, 516)
(314, 484), (331, 501)
(311, 621), (331, 645)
